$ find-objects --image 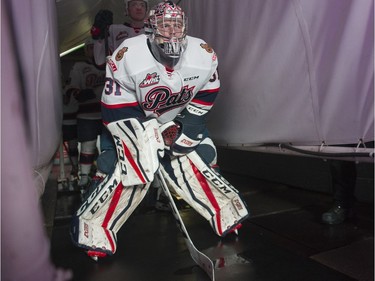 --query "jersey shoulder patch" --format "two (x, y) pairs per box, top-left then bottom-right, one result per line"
(110, 35), (146, 64)
(108, 35), (152, 76)
(184, 36), (218, 69)
(200, 42), (214, 54)
(114, 47), (128, 61)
